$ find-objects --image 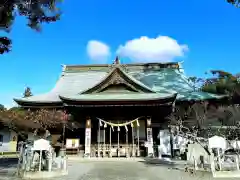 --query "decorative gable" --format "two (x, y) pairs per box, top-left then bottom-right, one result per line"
(81, 66), (155, 94)
(99, 84), (138, 93)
